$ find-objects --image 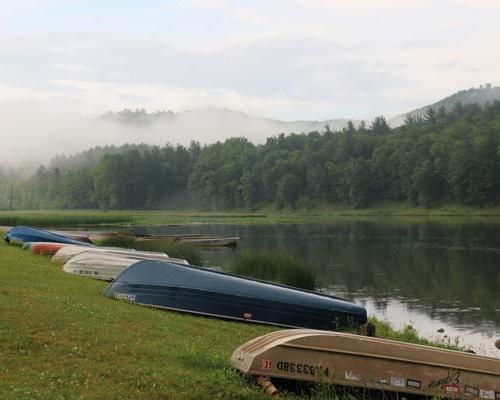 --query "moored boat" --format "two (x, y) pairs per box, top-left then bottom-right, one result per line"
(104, 260), (367, 330)
(231, 329), (500, 398)
(46, 230), (92, 243)
(134, 233), (204, 239)
(135, 235), (240, 247)
(179, 236), (240, 247)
